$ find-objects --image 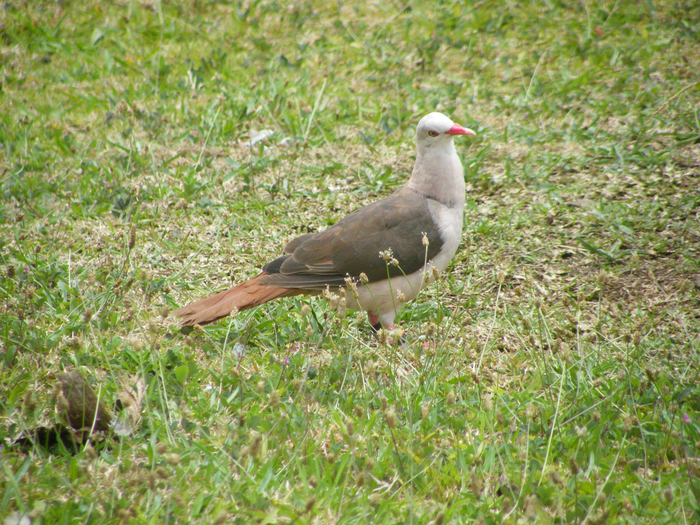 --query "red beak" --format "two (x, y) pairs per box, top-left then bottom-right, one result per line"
(446, 123), (476, 136)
